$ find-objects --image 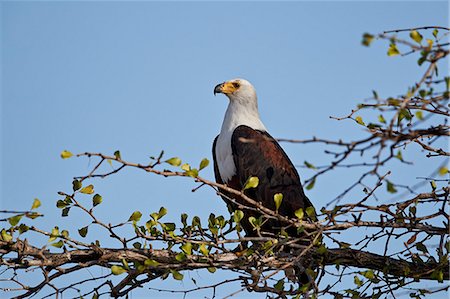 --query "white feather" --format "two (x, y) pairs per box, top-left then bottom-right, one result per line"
(215, 79), (267, 182)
